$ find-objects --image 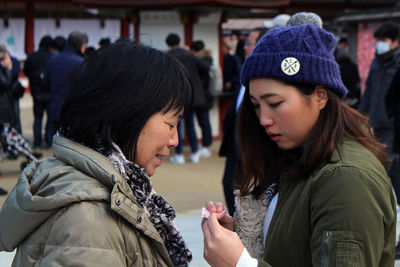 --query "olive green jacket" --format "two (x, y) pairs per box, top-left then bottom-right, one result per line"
(0, 135), (174, 267)
(258, 138), (396, 267)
